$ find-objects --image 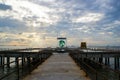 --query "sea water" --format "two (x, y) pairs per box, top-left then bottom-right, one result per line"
(0, 46), (120, 69)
